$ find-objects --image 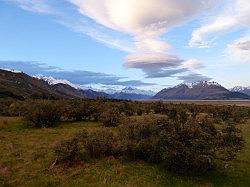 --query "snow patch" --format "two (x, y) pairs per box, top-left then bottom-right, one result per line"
(1, 68), (22, 73)
(120, 87), (155, 96)
(230, 86), (250, 92)
(175, 81), (222, 89)
(33, 74), (81, 89)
